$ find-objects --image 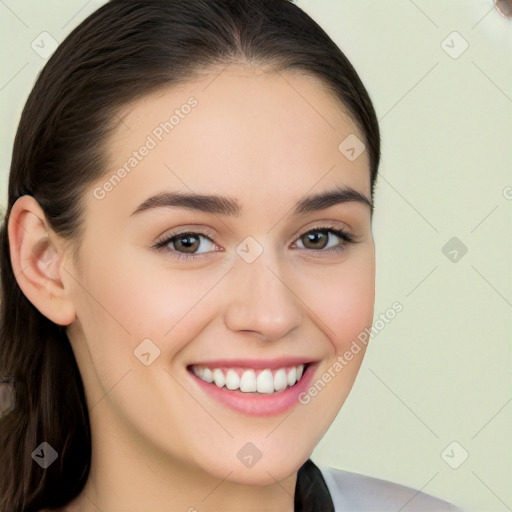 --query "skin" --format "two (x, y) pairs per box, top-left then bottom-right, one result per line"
(9, 64), (375, 512)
